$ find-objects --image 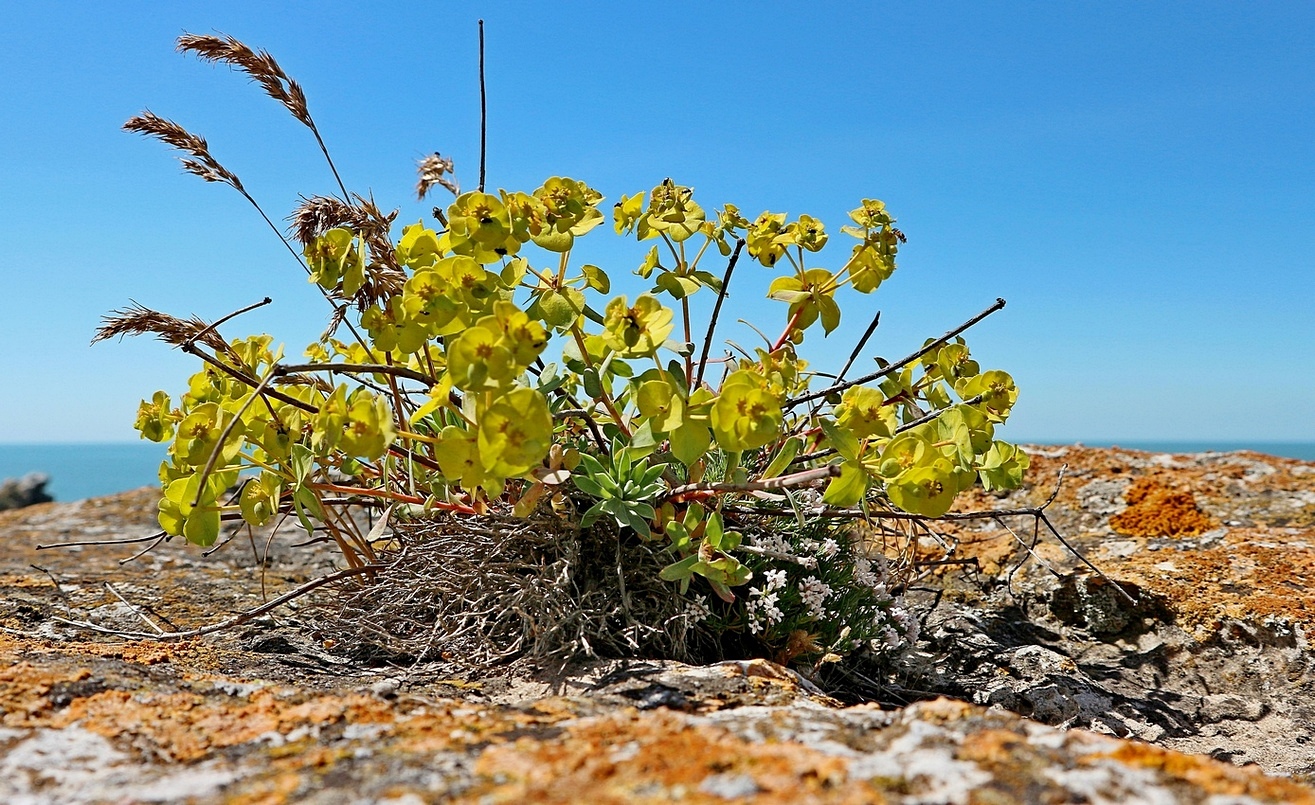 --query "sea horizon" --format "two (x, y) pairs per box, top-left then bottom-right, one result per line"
(2, 439), (1313, 503)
